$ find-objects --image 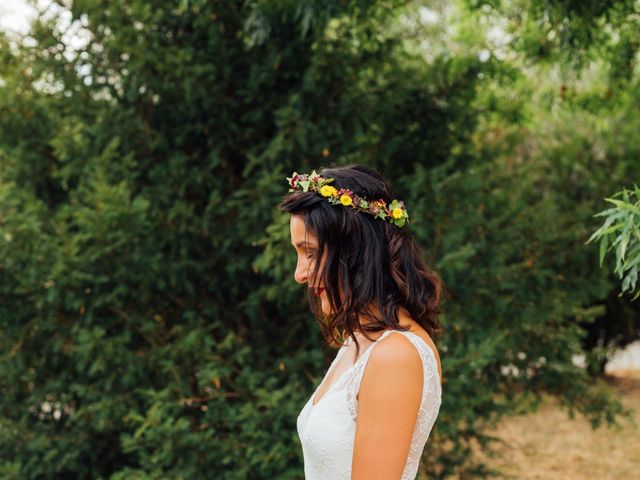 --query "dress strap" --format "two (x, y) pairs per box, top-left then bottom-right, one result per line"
(344, 329), (396, 421)
(343, 329), (442, 422)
